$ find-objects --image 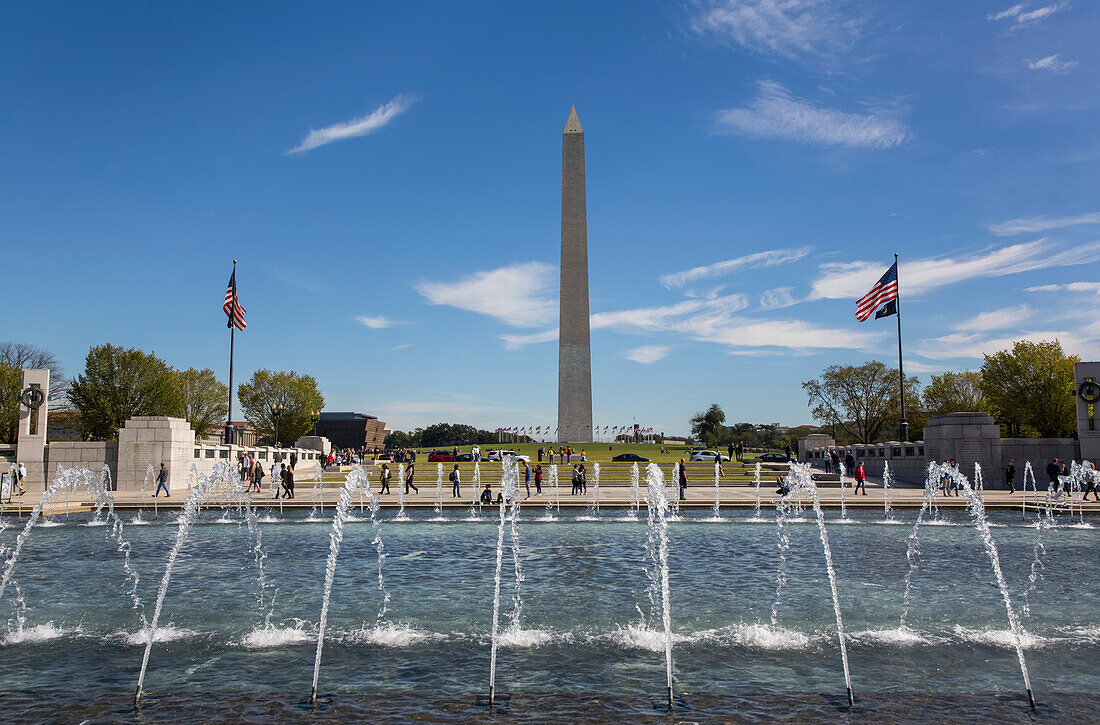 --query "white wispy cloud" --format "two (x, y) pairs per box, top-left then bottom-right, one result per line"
(660, 246), (811, 289)
(1025, 281), (1100, 294)
(714, 81), (909, 149)
(355, 315), (405, 329)
(988, 212), (1100, 235)
(914, 330), (1095, 361)
(759, 286), (798, 309)
(988, 2), (1070, 26)
(1026, 54), (1078, 72)
(500, 328), (559, 350)
(626, 345), (671, 364)
(690, 0), (863, 60)
(953, 304), (1032, 332)
(387, 343), (413, 352)
(288, 95), (416, 154)
(416, 261), (557, 328)
(810, 239), (1100, 300)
